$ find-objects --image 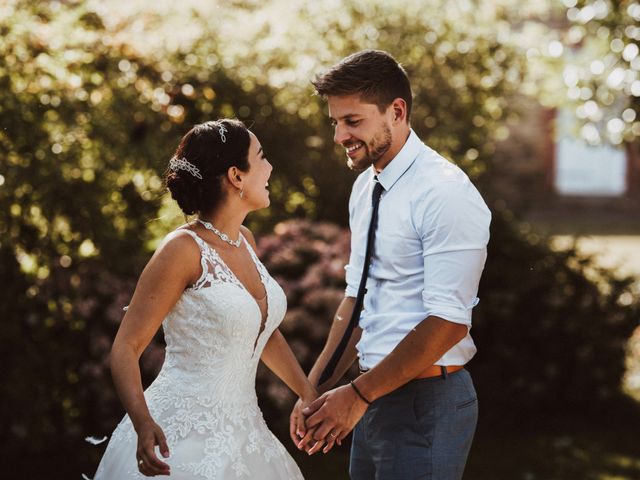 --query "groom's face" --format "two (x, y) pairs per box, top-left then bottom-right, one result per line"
(327, 94), (394, 172)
